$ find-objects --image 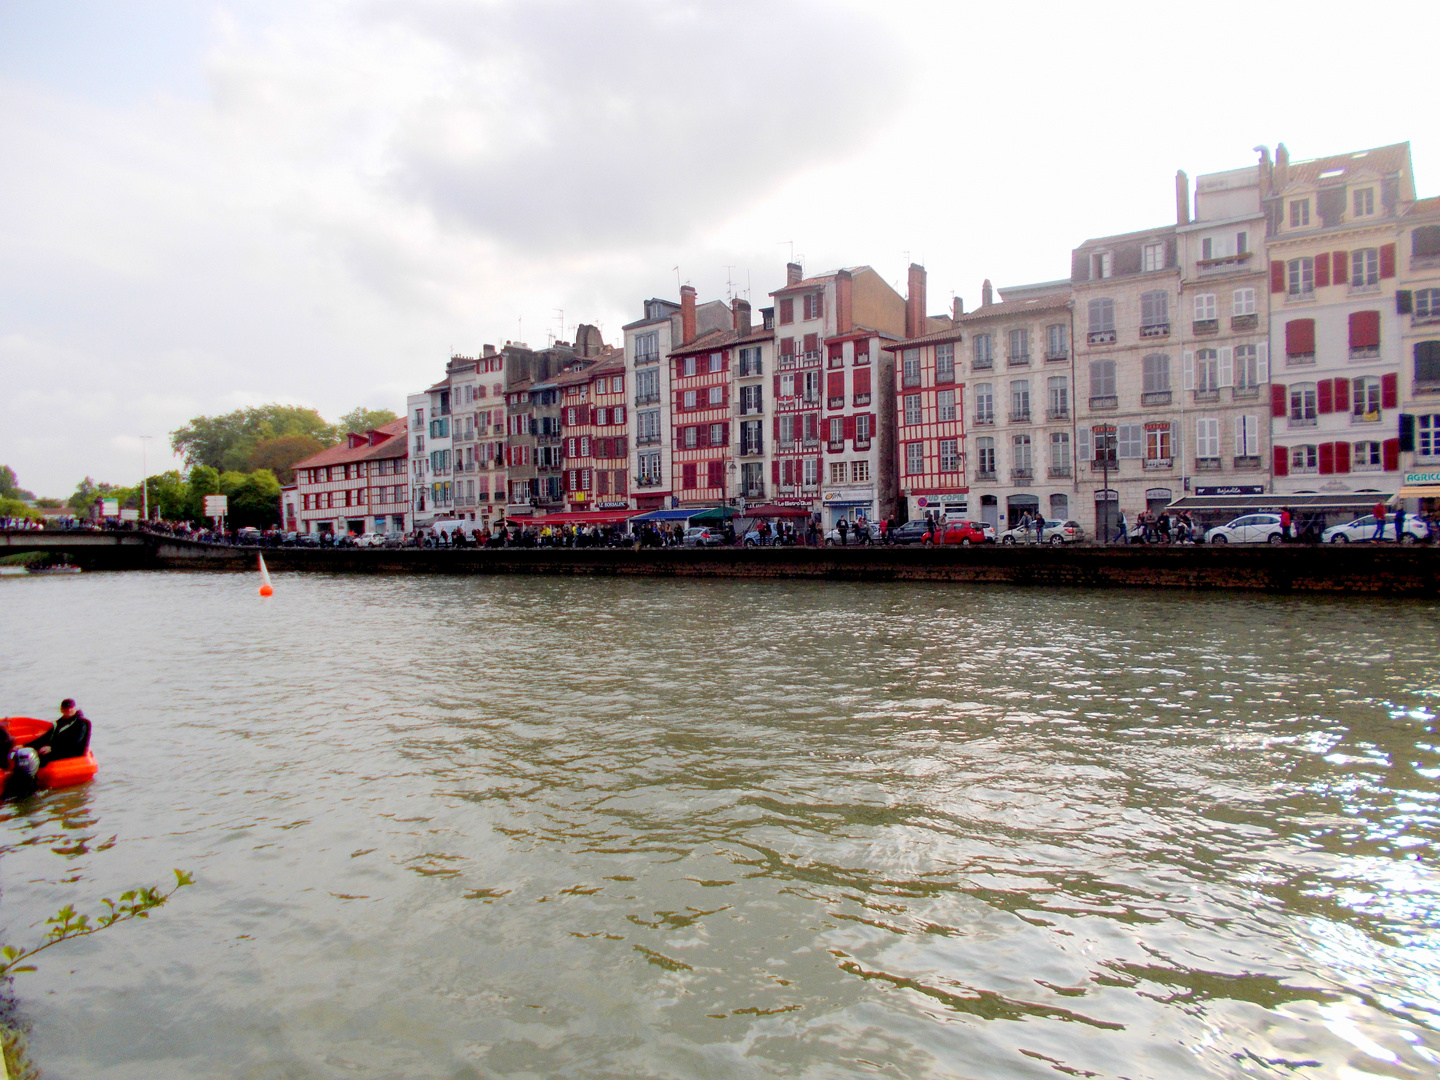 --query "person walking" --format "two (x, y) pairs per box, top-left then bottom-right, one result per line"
(1372, 500), (1387, 542)
(1114, 509), (1128, 545)
(1033, 512), (1045, 545)
(837, 517), (849, 546)
(1394, 503), (1408, 544)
